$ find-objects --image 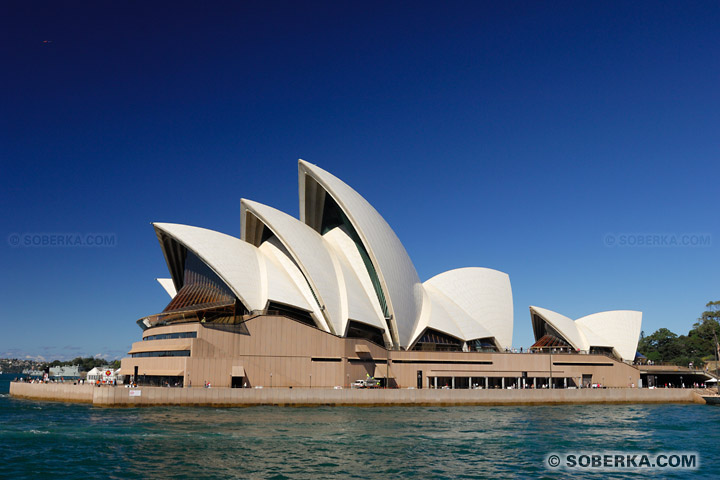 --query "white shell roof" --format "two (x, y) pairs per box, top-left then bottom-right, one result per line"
(530, 305), (586, 351)
(576, 310), (642, 362)
(424, 268), (513, 350)
(421, 286), (486, 342)
(323, 226), (388, 338)
(530, 306), (642, 361)
(256, 237), (321, 326)
(241, 199), (343, 334)
(150, 163), (520, 351)
(298, 160), (423, 348)
(156, 278), (177, 298)
(153, 223), (311, 315)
